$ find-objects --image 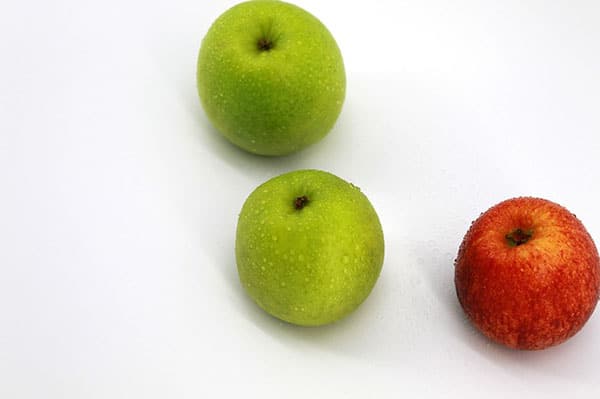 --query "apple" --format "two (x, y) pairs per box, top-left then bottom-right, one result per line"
(455, 197), (600, 350)
(236, 169), (384, 326)
(197, 0), (346, 156)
